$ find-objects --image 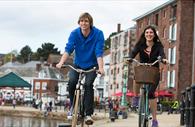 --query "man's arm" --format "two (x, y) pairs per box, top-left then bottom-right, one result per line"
(56, 52), (69, 68)
(97, 57), (104, 75)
